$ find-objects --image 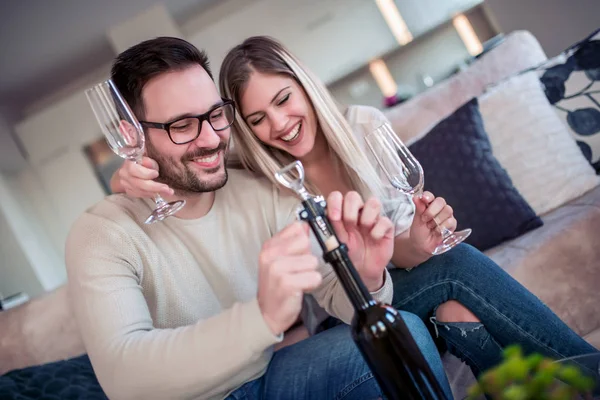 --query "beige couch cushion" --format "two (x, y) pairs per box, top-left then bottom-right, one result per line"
(485, 185), (600, 346)
(584, 329), (600, 349)
(479, 71), (600, 215)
